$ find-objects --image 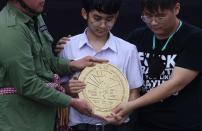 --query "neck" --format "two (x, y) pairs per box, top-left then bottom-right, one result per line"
(10, 1), (36, 17)
(156, 19), (180, 39)
(86, 29), (109, 52)
(152, 19), (182, 51)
